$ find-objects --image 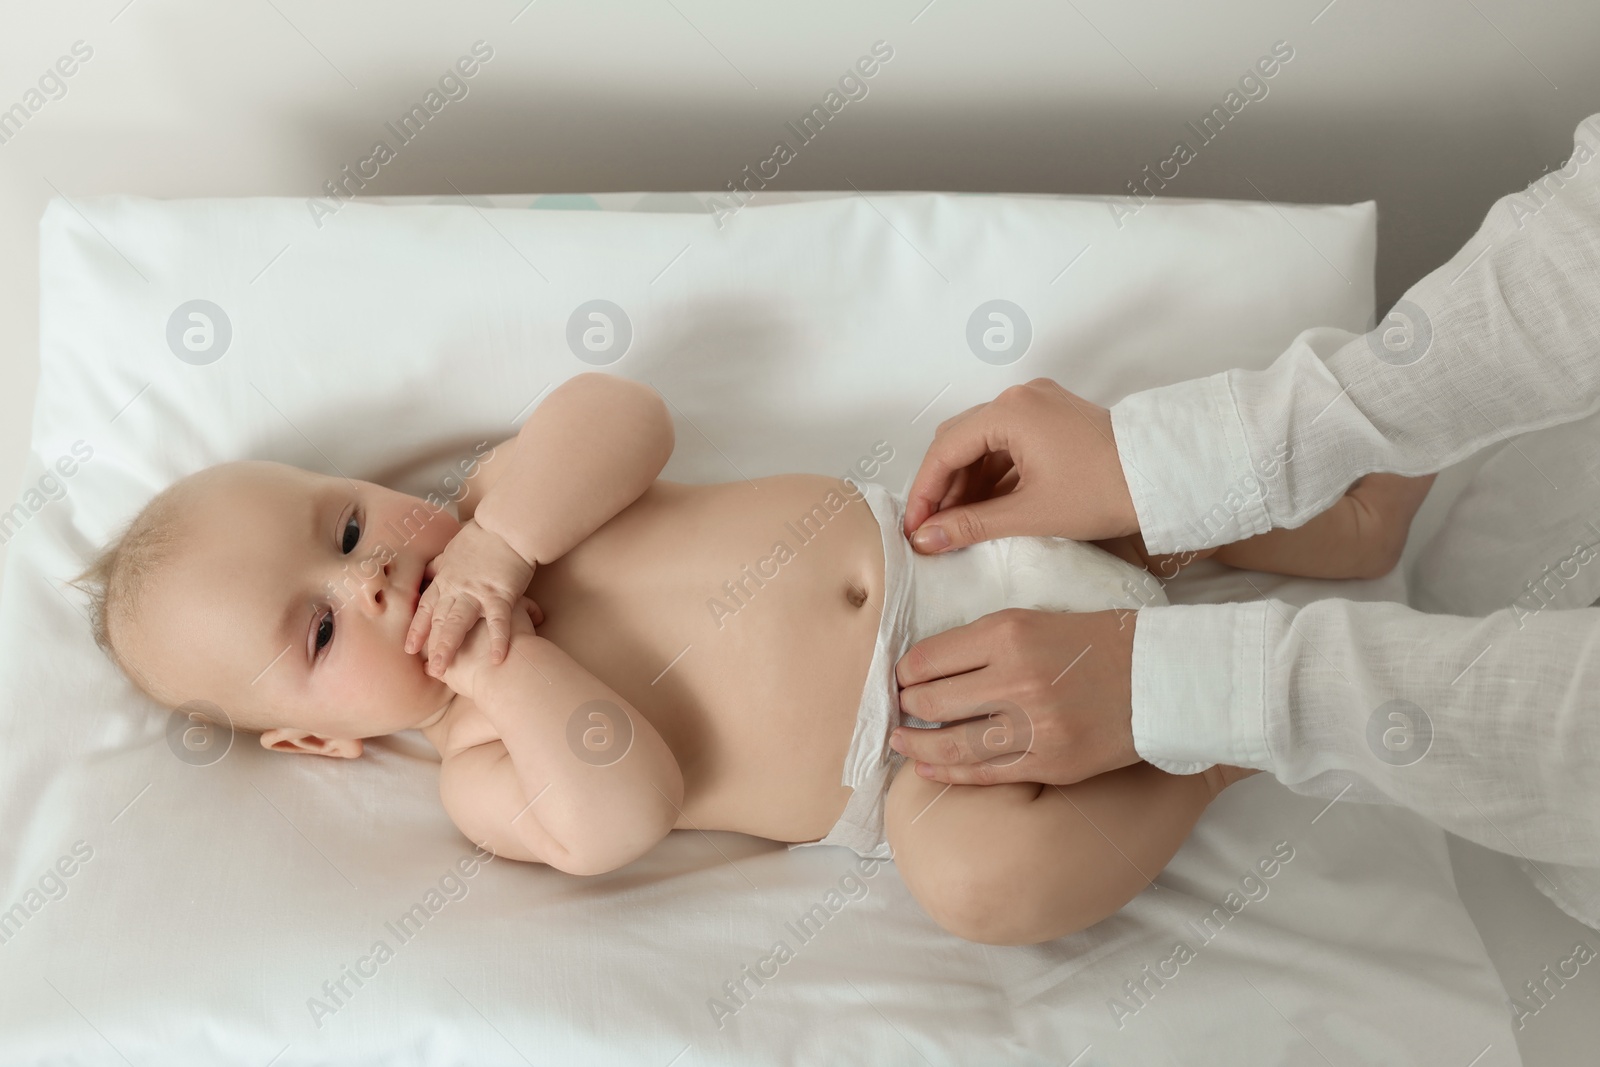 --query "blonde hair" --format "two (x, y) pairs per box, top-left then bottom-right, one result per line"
(67, 476), (259, 734)
(70, 490), (183, 695)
